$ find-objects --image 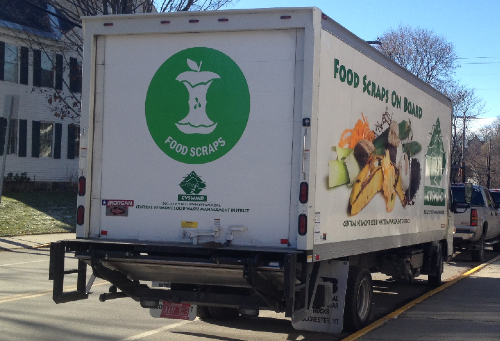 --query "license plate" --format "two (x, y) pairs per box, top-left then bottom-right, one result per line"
(150, 301), (197, 320)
